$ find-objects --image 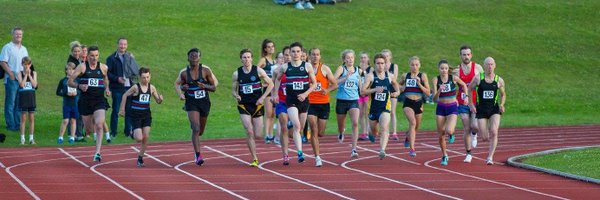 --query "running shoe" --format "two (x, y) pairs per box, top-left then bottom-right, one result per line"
(471, 132), (478, 148)
(283, 155), (290, 166)
(297, 150), (305, 163)
(304, 1), (314, 9)
(464, 154), (472, 163)
(351, 149), (359, 158)
(195, 154), (205, 166)
(486, 158), (494, 165)
(441, 156), (449, 166)
(57, 138), (64, 145)
(301, 136), (308, 144)
(265, 136), (272, 144)
(137, 156), (145, 167)
(337, 133), (344, 143)
(93, 153), (102, 162)
(287, 120), (293, 129)
(20, 137), (25, 145)
(295, 1), (304, 9)
(368, 134), (376, 143)
(409, 149), (417, 157)
(448, 134), (455, 144)
(404, 136), (410, 148)
(358, 133), (368, 141)
(315, 156), (322, 167)
(250, 159), (259, 167)
(68, 137), (75, 145)
(273, 136), (281, 145)
(29, 139), (36, 145)
(379, 150), (386, 160)
(390, 133), (400, 141)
